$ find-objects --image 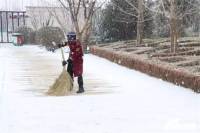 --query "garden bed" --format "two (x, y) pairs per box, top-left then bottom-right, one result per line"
(90, 37), (200, 92)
